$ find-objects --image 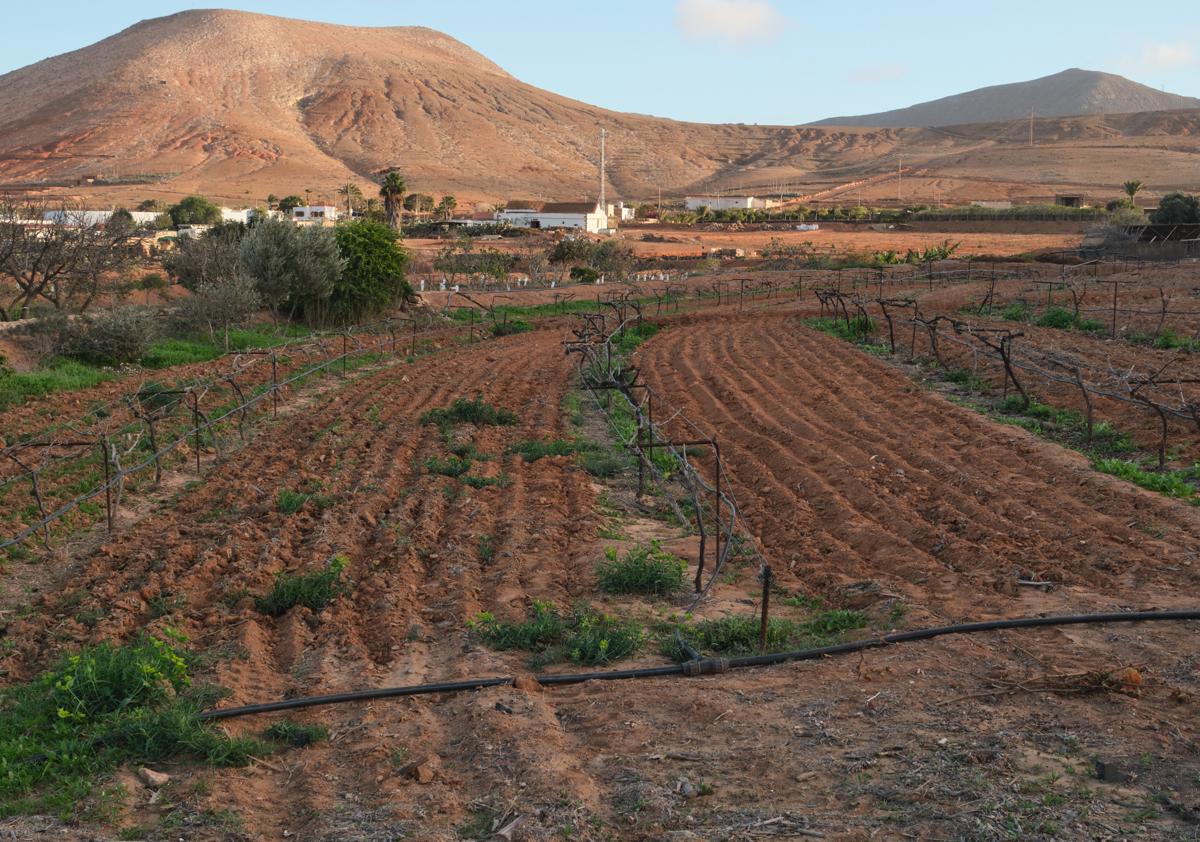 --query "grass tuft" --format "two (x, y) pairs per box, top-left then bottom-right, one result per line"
(420, 396), (518, 429)
(254, 554), (349, 617)
(469, 602), (642, 666)
(596, 541), (685, 596)
(664, 609), (867, 662)
(262, 720), (328, 749)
